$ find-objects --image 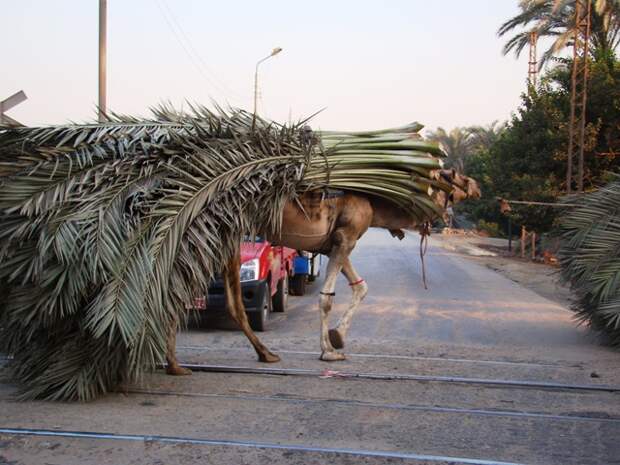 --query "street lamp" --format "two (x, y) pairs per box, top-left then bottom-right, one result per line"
(252, 47), (283, 130)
